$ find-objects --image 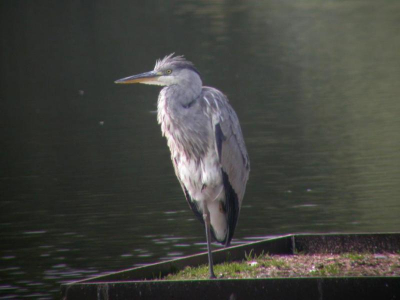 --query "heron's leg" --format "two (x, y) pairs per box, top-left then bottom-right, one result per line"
(203, 204), (216, 279)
